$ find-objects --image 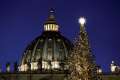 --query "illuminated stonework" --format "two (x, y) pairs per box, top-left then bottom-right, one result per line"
(110, 61), (120, 73)
(42, 61), (50, 70)
(6, 66), (10, 72)
(6, 63), (10, 72)
(31, 62), (38, 70)
(19, 64), (28, 71)
(51, 61), (60, 69)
